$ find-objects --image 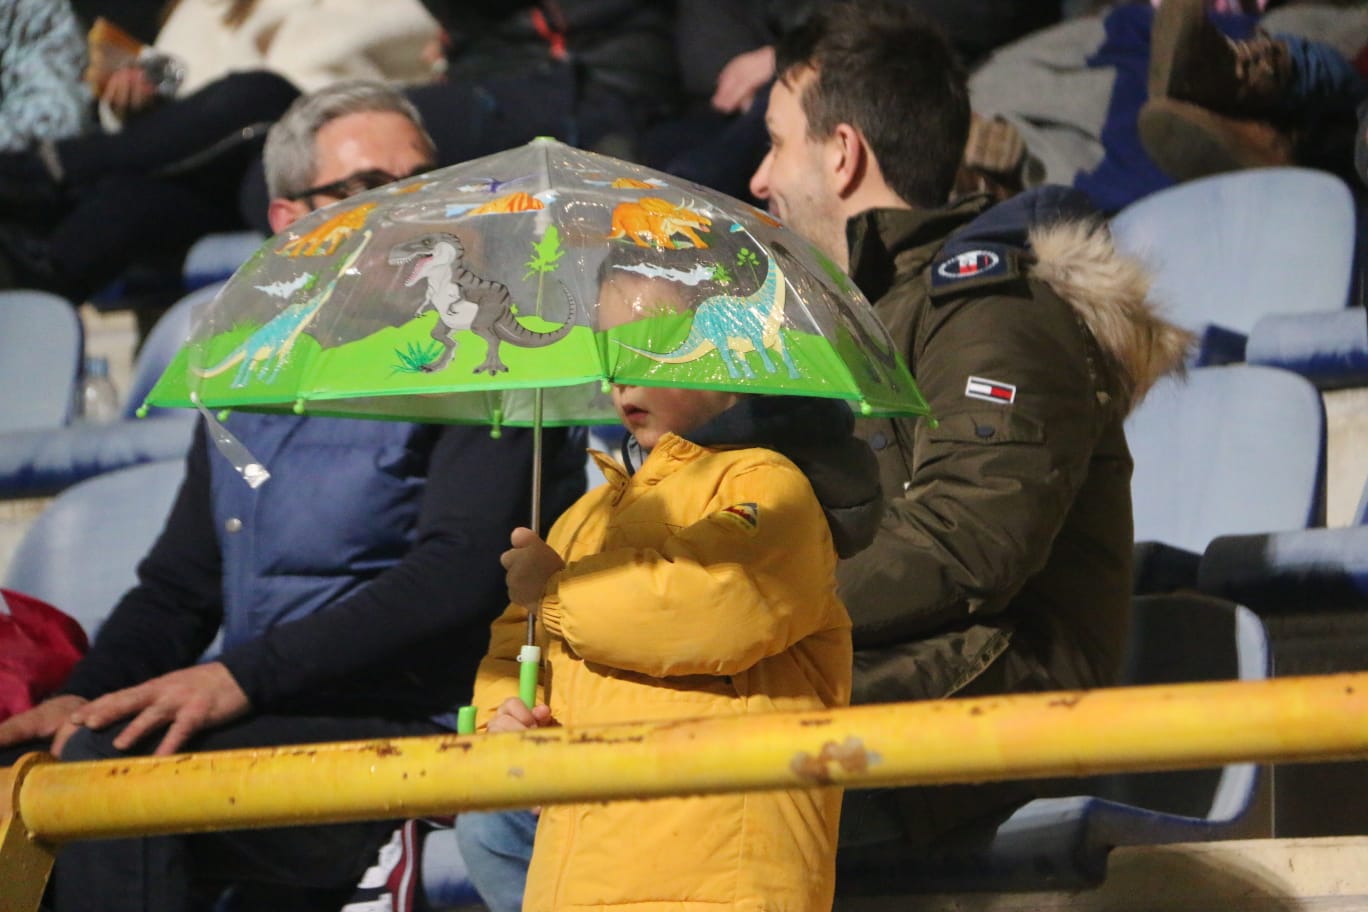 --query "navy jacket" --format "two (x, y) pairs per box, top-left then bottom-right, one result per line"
(62, 414), (586, 725)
